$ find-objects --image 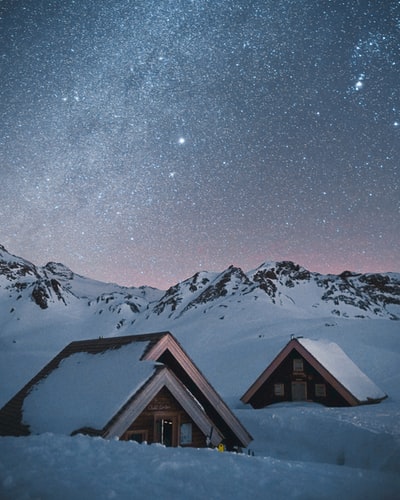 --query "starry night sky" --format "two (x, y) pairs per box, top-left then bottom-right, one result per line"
(1, 1), (399, 289)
